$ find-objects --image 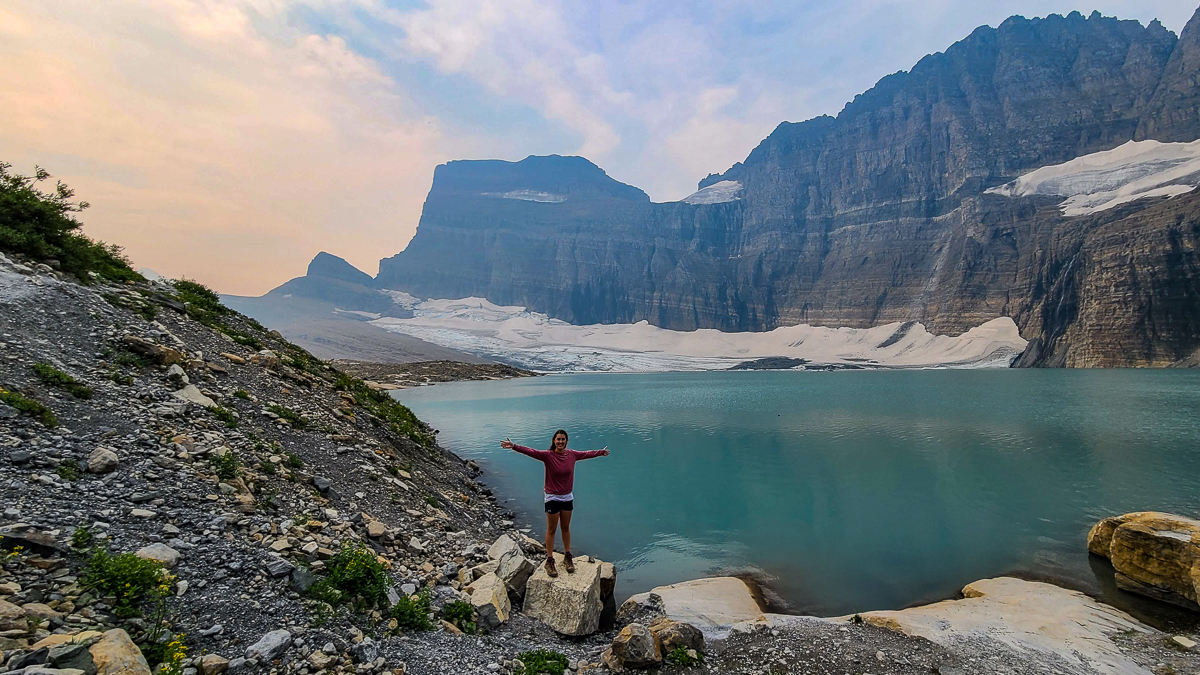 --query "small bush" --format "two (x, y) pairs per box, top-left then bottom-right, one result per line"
(141, 634), (186, 675)
(389, 589), (433, 632)
(71, 525), (94, 550)
(442, 600), (477, 634)
(54, 462), (81, 481)
(136, 304), (157, 322)
(0, 388), (57, 427)
(259, 459), (277, 476)
(306, 542), (389, 610)
(423, 493), (440, 508)
(268, 404), (308, 429)
(212, 406), (237, 428)
(112, 350), (151, 371)
(33, 362), (93, 398)
(285, 452), (304, 468)
(108, 370), (133, 386)
(210, 450), (240, 480)
(513, 649), (569, 675)
(82, 549), (170, 617)
(233, 389), (251, 400)
(665, 645), (703, 667)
